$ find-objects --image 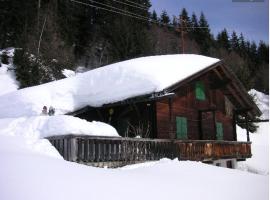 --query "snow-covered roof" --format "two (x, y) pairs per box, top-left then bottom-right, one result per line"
(0, 54), (219, 118)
